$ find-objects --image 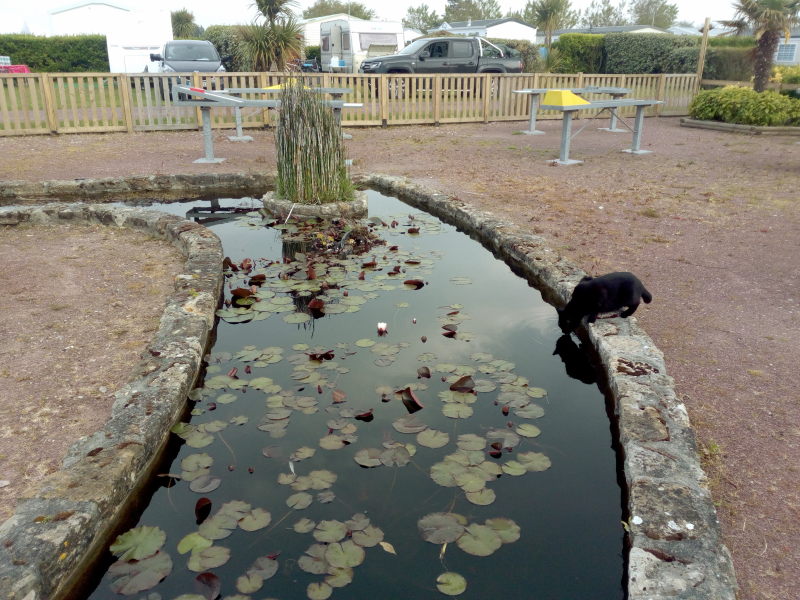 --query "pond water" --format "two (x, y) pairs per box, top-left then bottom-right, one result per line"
(87, 190), (624, 600)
